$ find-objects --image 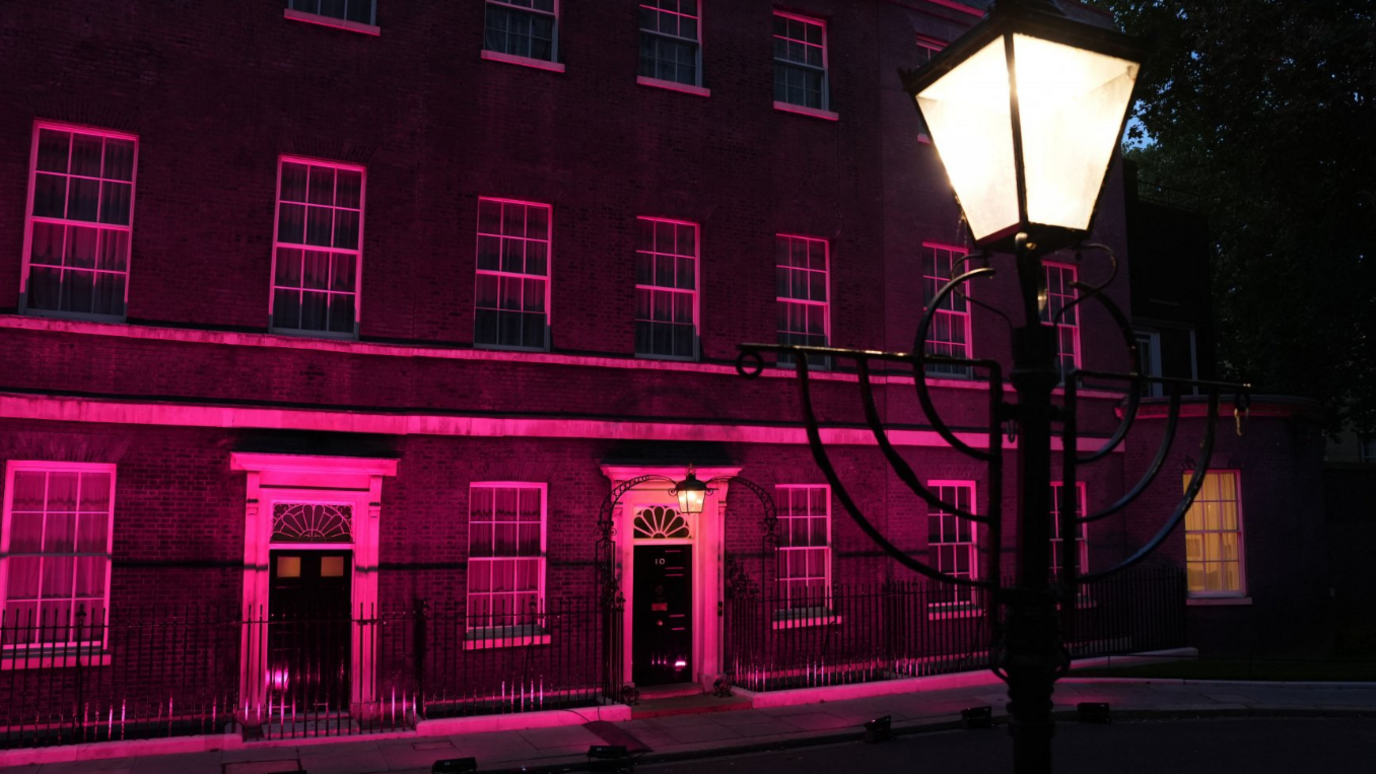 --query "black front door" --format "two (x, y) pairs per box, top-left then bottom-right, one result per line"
(632, 544), (692, 686)
(268, 550), (352, 712)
